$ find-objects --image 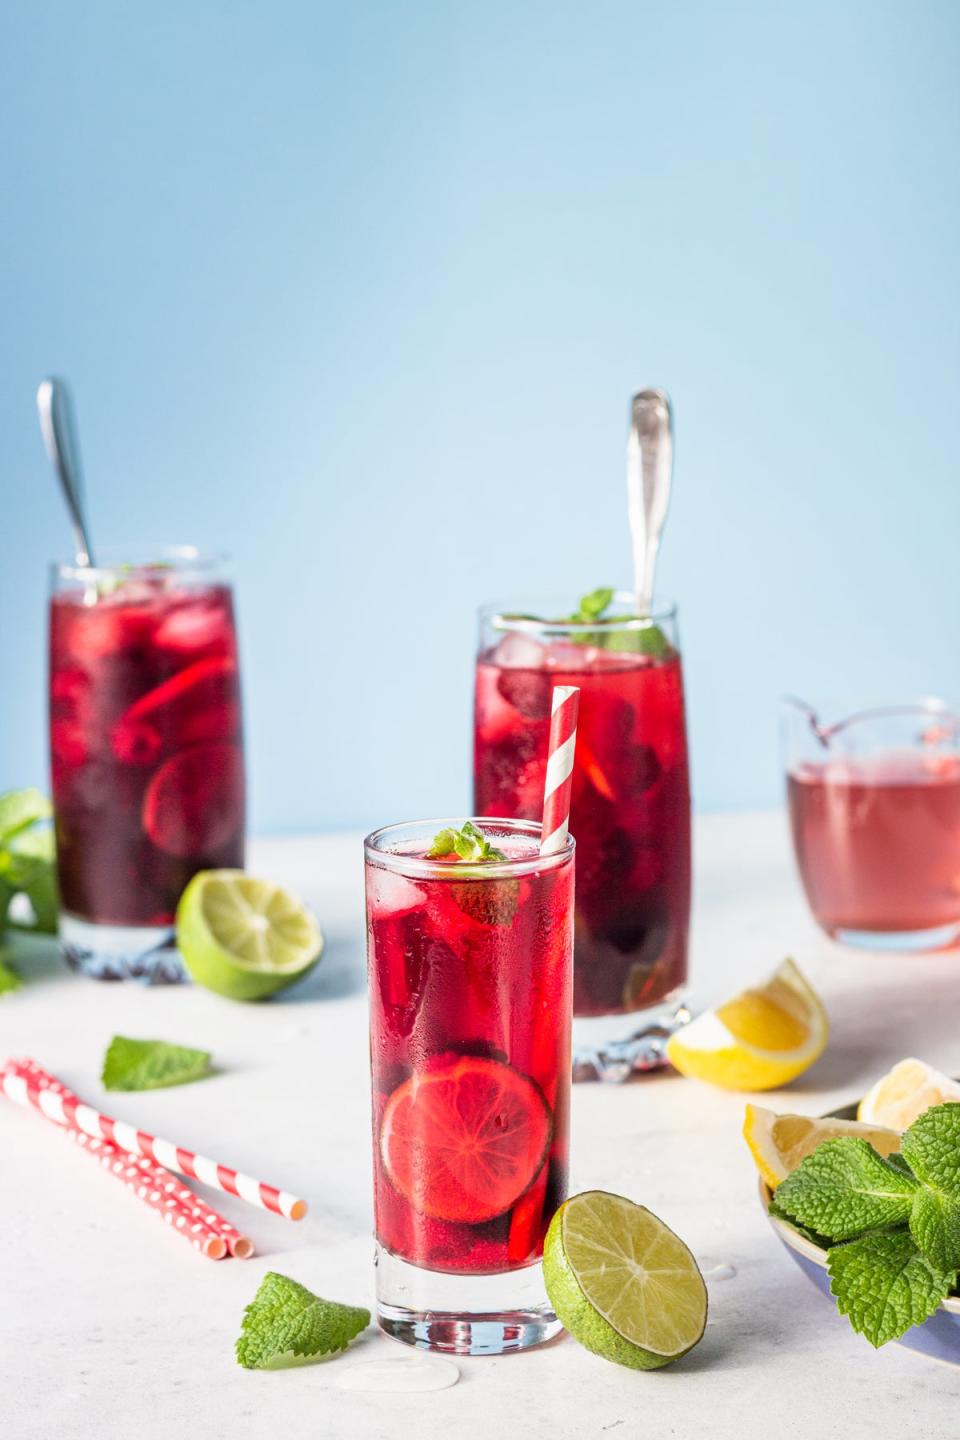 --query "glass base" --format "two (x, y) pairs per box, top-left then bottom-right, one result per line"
(827, 920), (960, 953)
(572, 990), (690, 1083)
(61, 914), (186, 983)
(374, 1246), (561, 1355)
